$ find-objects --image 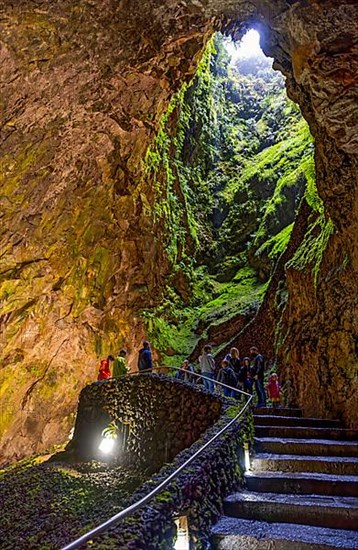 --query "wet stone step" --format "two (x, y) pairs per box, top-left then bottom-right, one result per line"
(211, 517), (358, 549)
(254, 407), (303, 417)
(224, 491), (358, 530)
(254, 426), (358, 441)
(254, 437), (358, 457)
(244, 471), (358, 497)
(251, 453), (358, 476)
(253, 415), (343, 428)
